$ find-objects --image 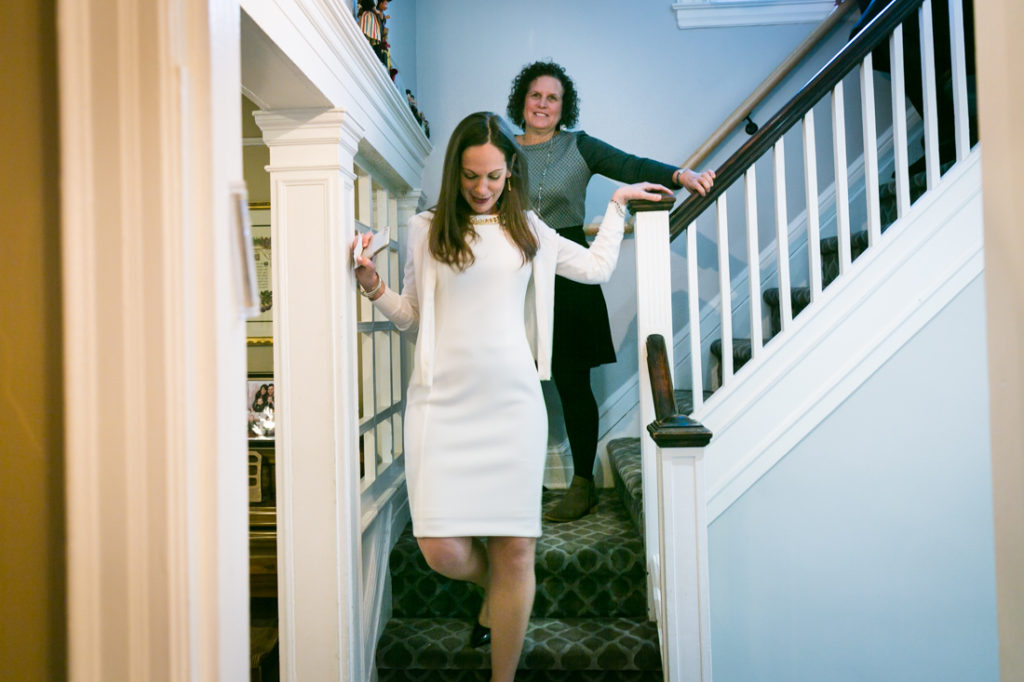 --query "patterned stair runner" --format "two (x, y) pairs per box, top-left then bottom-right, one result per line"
(376, 459), (661, 681)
